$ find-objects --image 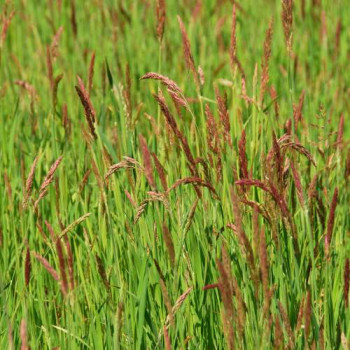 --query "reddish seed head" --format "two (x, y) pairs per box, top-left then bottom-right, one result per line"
(344, 259), (349, 308)
(281, 0), (293, 53)
(336, 114), (344, 149)
(260, 20), (273, 106)
(139, 134), (156, 190)
(177, 16), (199, 87)
(24, 247), (31, 287)
(325, 187), (338, 256)
(238, 129), (249, 180)
(20, 319), (29, 350)
(88, 51), (95, 95)
(156, 0), (166, 42)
